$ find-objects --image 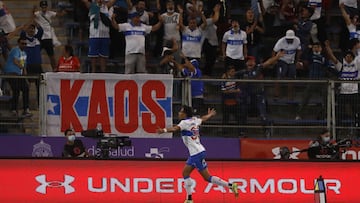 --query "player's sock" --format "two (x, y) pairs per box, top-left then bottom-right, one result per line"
(187, 195), (192, 200)
(184, 176), (193, 198)
(208, 176), (229, 188)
